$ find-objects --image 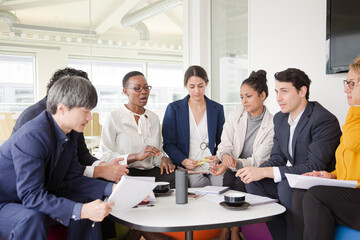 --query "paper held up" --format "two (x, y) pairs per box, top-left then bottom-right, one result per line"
(285, 173), (358, 190)
(107, 176), (157, 212)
